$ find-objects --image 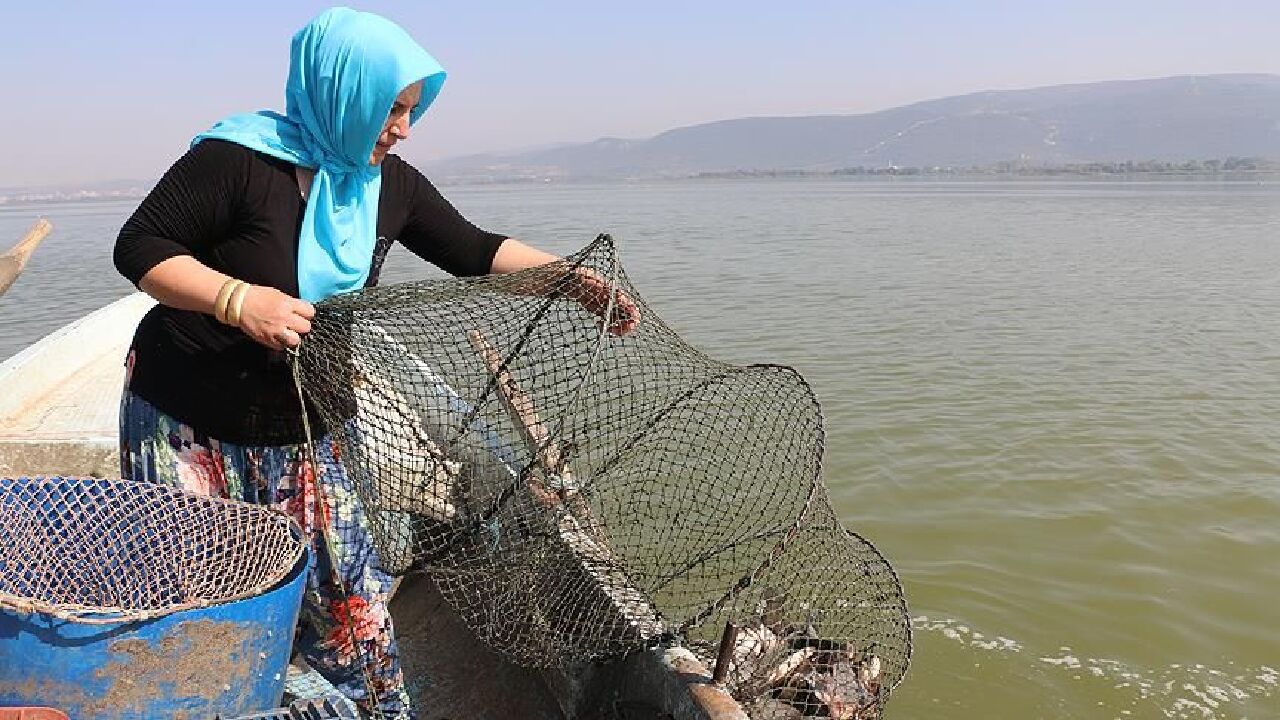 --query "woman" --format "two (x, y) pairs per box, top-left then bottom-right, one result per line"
(113, 8), (634, 718)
